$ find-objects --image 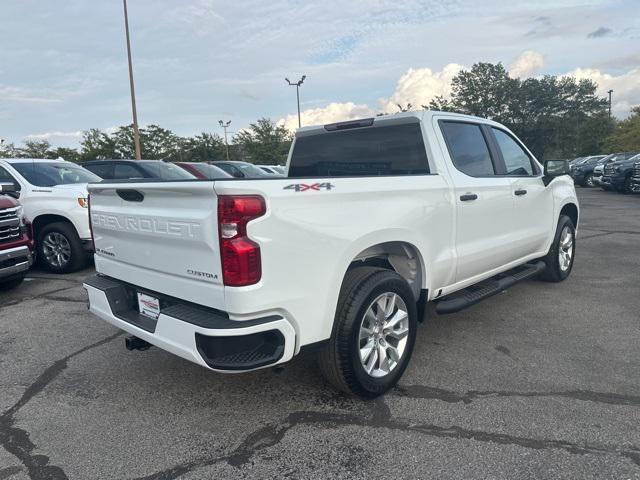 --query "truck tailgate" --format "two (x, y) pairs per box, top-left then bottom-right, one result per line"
(88, 181), (224, 309)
